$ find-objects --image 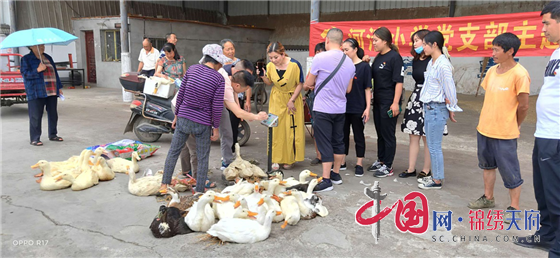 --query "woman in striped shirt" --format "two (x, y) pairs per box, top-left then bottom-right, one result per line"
(418, 31), (461, 190)
(159, 44), (228, 195)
